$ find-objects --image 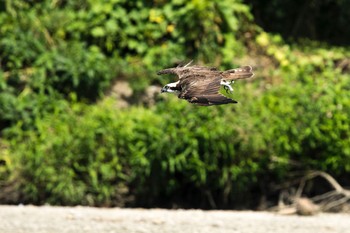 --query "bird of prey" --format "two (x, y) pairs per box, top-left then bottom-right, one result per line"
(158, 61), (254, 106)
